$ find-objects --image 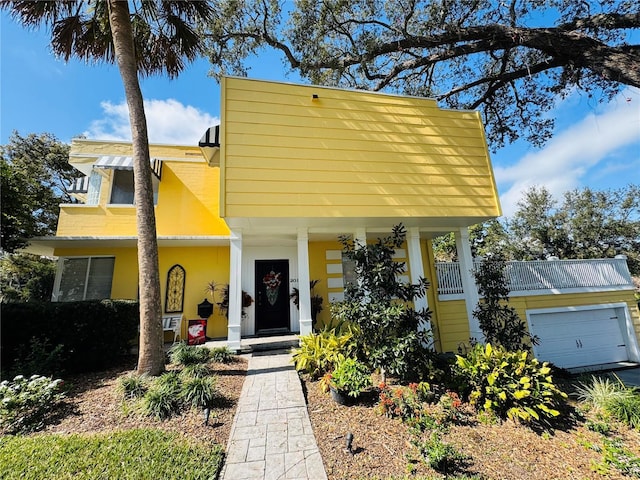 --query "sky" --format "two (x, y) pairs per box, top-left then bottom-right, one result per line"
(1, 12), (639, 218)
